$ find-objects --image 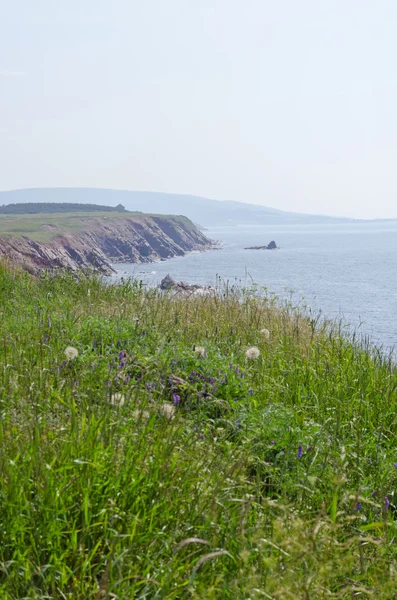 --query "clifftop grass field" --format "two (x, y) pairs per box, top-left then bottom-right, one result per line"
(1, 264), (397, 598)
(0, 211), (189, 243)
(0, 211), (135, 242)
